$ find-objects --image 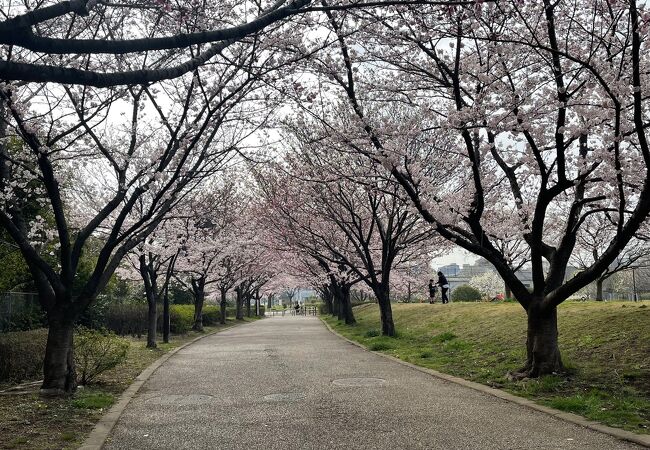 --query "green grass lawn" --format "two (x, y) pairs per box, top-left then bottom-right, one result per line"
(0, 317), (261, 450)
(324, 301), (650, 434)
